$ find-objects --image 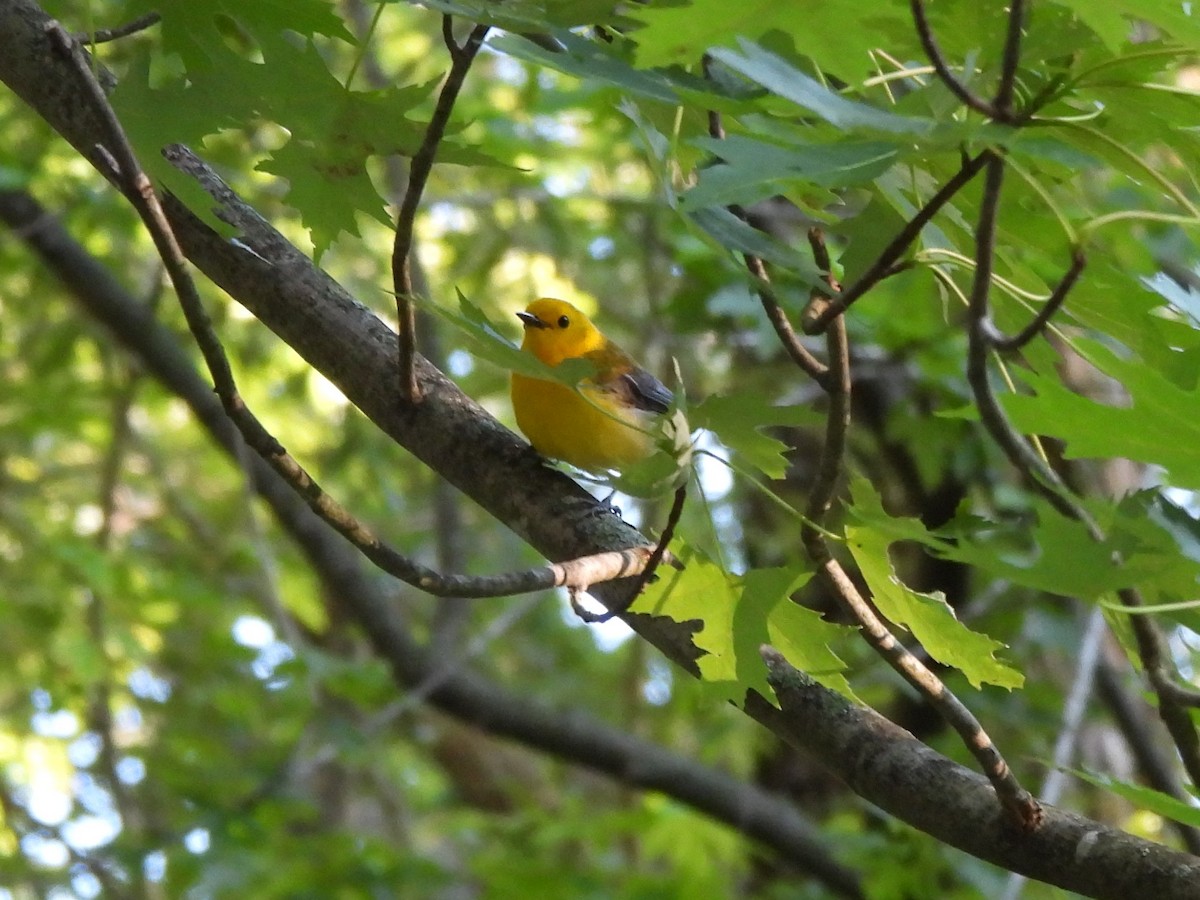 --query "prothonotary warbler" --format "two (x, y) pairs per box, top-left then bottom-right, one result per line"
(511, 298), (690, 484)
